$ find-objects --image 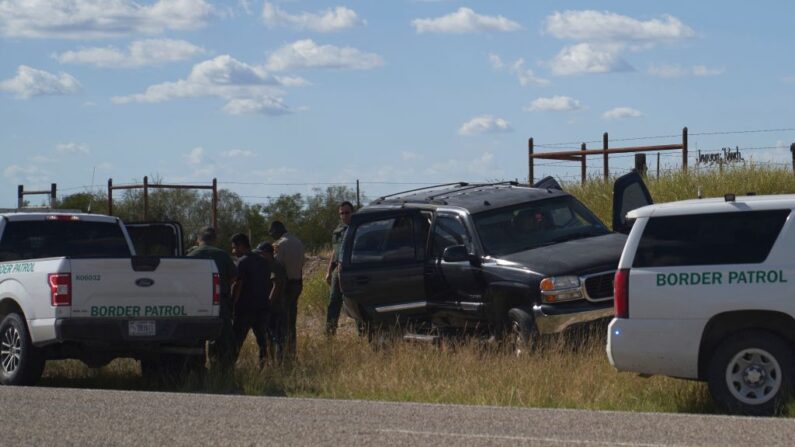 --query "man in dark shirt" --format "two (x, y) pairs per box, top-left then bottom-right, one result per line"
(186, 227), (237, 369)
(254, 241), (287, 361)
(230, 233), (272, 367)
